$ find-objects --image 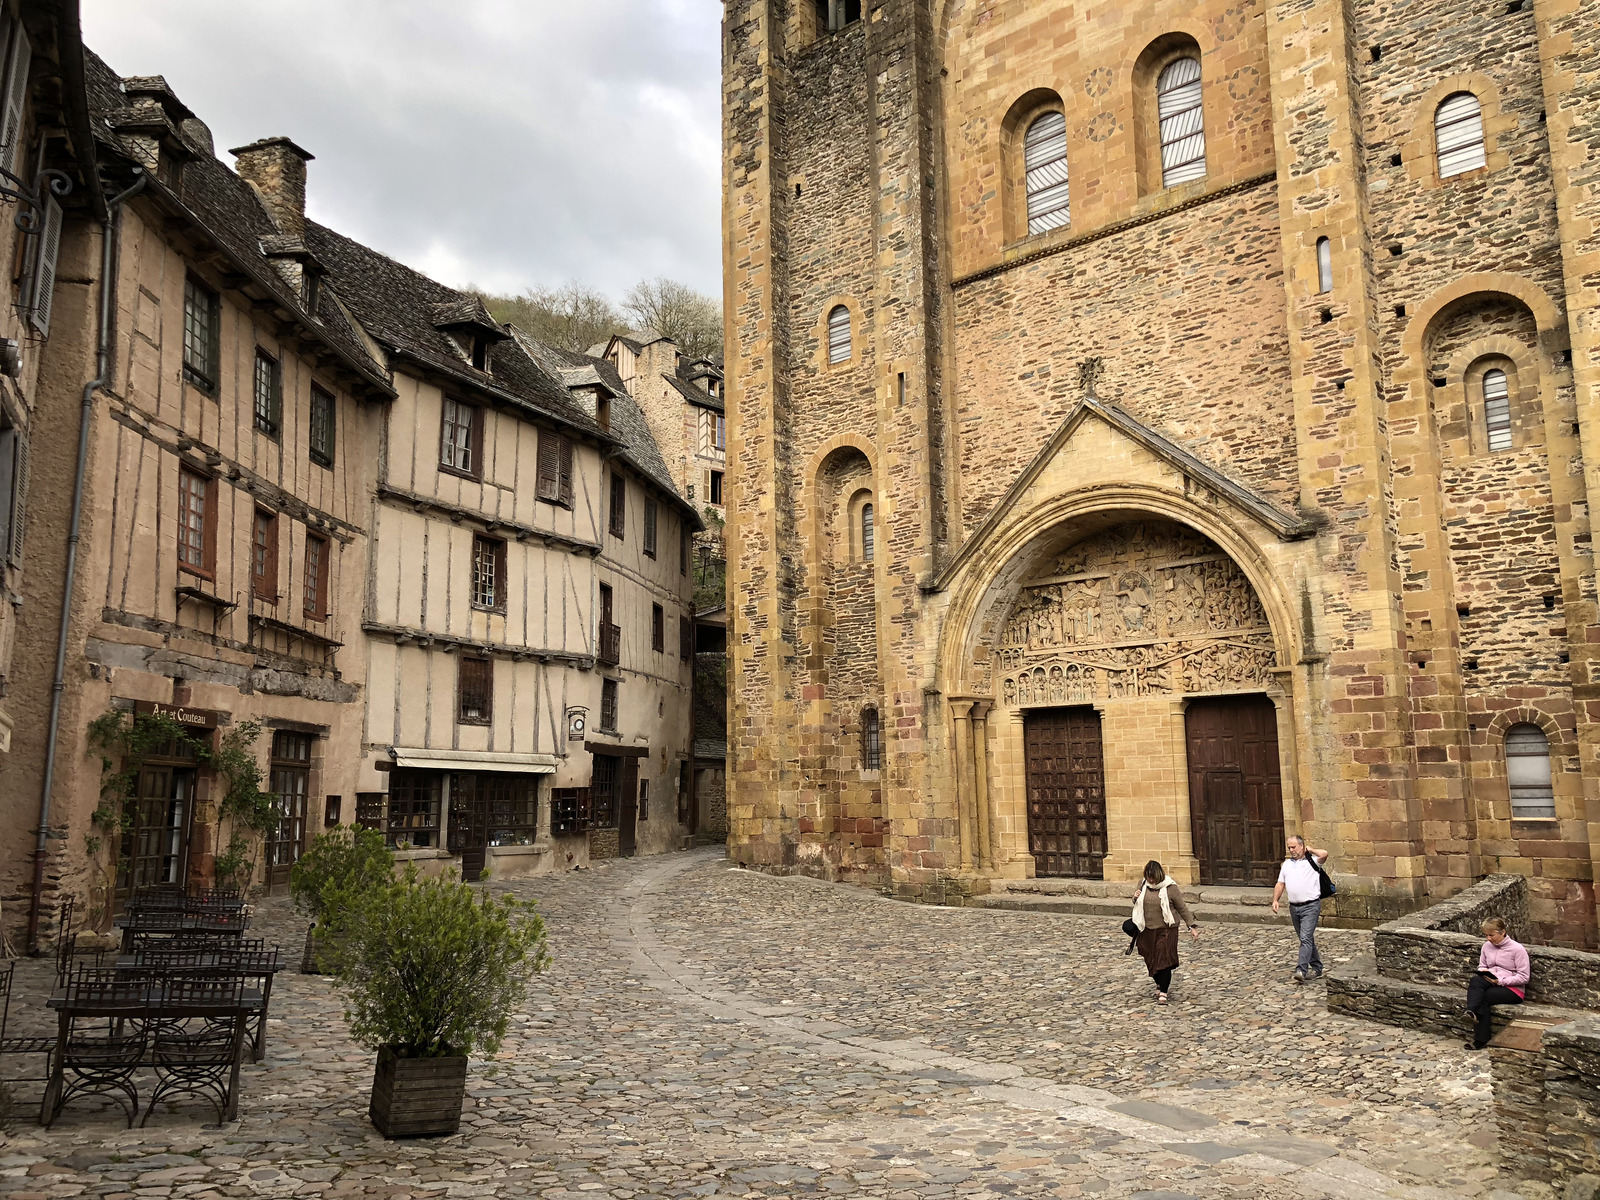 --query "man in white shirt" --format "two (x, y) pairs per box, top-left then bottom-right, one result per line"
(1271, 834), (1330, 983)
